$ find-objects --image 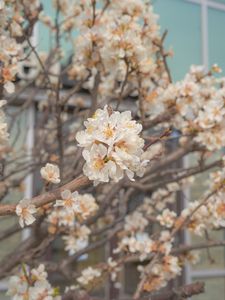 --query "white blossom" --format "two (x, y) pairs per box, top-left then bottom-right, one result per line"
(55, 190), (80, 213)
(16, 199), (37, 228)
(76, 106), (148, 184)
(40, 163), (60, 184)
(77, 267), (101, 286)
